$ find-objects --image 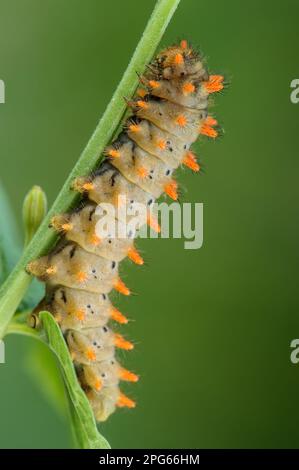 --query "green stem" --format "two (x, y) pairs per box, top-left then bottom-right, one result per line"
(0, 0), (181, 339)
